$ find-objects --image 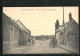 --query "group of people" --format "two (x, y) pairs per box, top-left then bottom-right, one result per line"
(27, 38), (34, 46)
(49, 38), (58, 48)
